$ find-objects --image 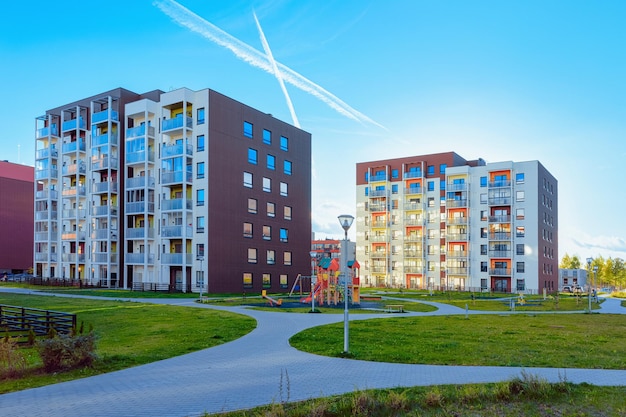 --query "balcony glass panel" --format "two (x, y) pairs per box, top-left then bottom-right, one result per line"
(35, 169), (59, 180)
(126, 201), (155, 214)
(92, 205), (118, 216)
(92, 133), (118, 147)
(162, 142), (193, 158)
(161, 225), (193, 238)
(126, 176), (156, 189)
(126, 150), (155, 164)
(126, 228), (156, 239)
(36, 148), (59, 159)
(62, 163), (87, 176)
(161, 170), (192, 184)
(92, 181), (119, 193)
(91, 110), (119, 124)
(490, 268), (511, 275)
(91, 157), (118, 170)
(36, 124), (59, 138)
(161, 198), (193, 211)
(62, 118), (86, 132)
(62, 141), (86, 153)
(161, 115), (193, 131)
(36, 189), (59, 200)
(161, 253), (193, 265)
